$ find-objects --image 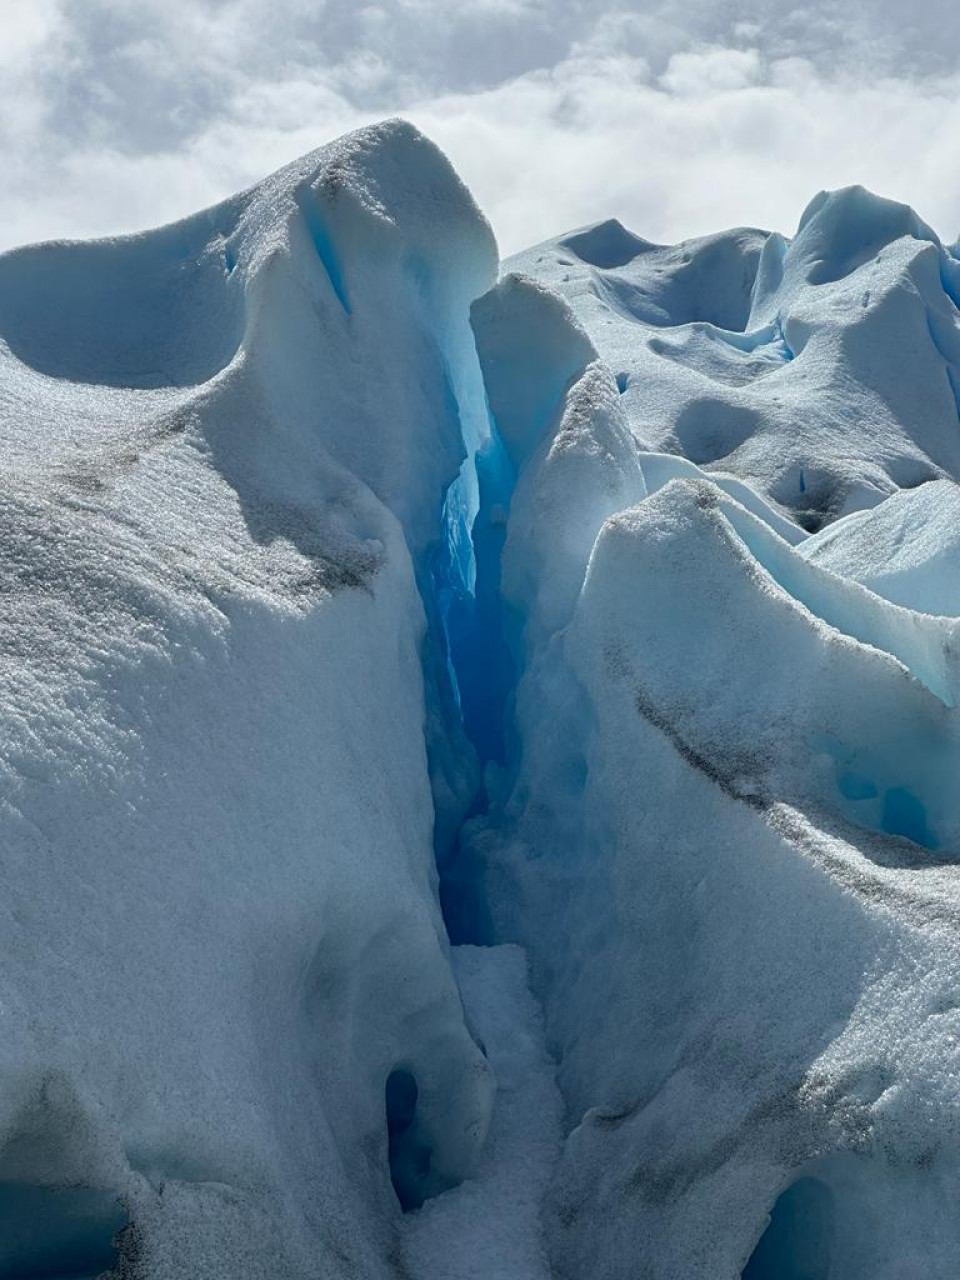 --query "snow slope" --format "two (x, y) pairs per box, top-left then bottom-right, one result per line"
(401, 946), (561, 1280)
(508, 188), (960, 530)
(799, 477), (960, 615)
(5, 120), (960, 1280)
(455, 195), (960, 1280)
(0, 120), (497, 1279)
